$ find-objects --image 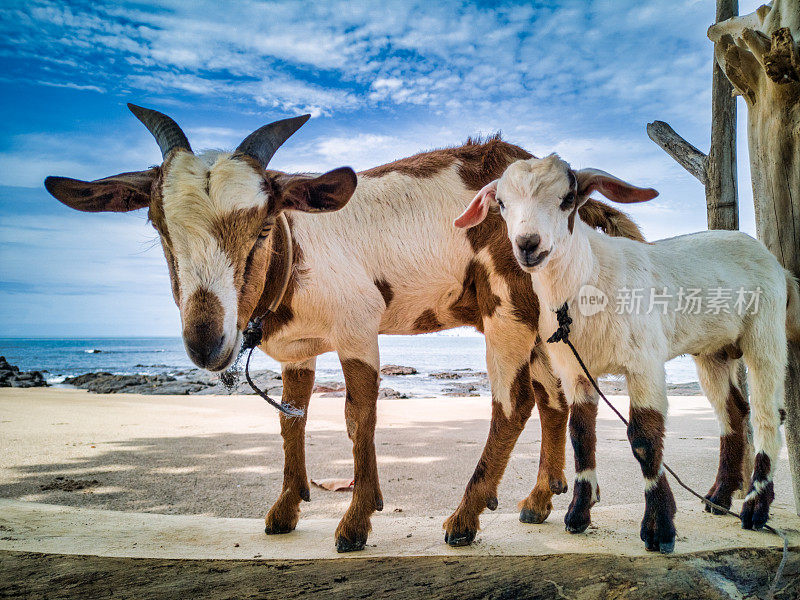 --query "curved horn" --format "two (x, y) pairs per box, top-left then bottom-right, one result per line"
(234, 114), (310, 169)
(128, 103), (192, 159)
